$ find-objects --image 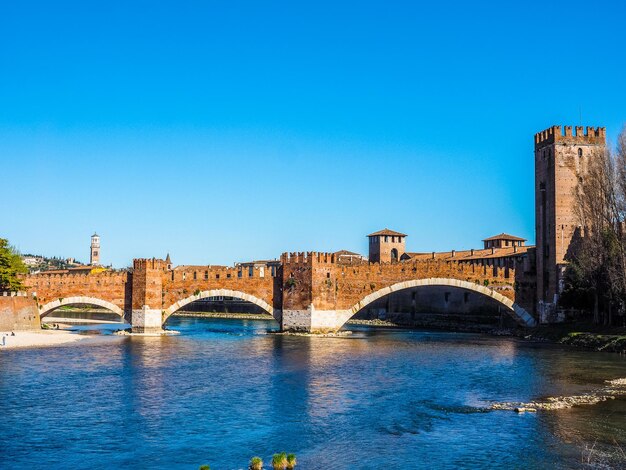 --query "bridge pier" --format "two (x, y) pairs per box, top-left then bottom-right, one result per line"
(131, 306), (163, 334)
(282, 305), (352, 334)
